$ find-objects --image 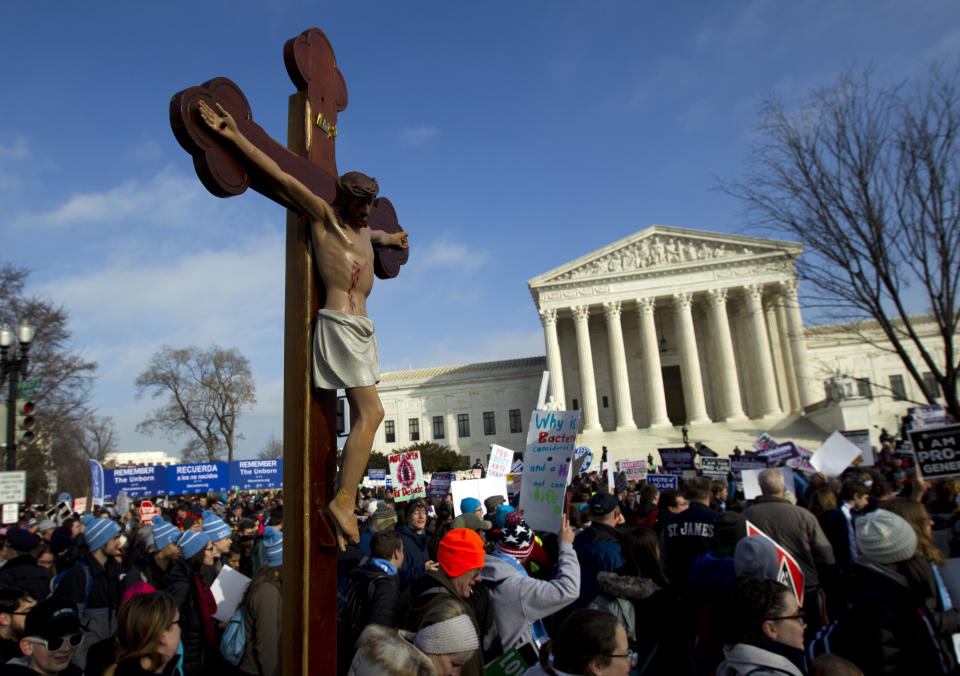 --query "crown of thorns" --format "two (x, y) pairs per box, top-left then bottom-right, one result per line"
(337, 172), (379, 199)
